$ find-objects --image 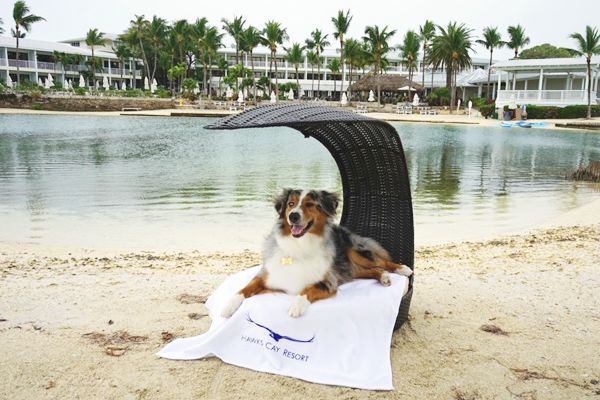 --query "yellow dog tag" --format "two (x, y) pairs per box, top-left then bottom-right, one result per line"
(281, 257), (294, 265)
